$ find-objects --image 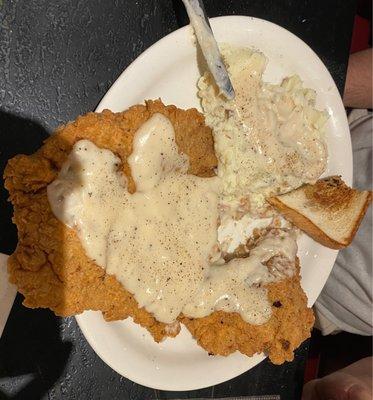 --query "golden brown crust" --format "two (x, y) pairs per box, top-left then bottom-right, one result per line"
(305, 176), (355, 211)
(4, 100), (217, 342)
(181, 259), (314, 364)
(4, 100), (314, 363)
(268, 196), (345, 249)
(268, 177), (372, 249)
